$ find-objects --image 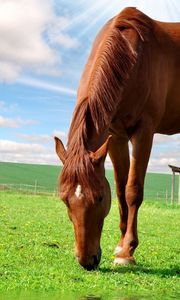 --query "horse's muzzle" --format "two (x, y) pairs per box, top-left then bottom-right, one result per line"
(77, 247), (102, 271)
